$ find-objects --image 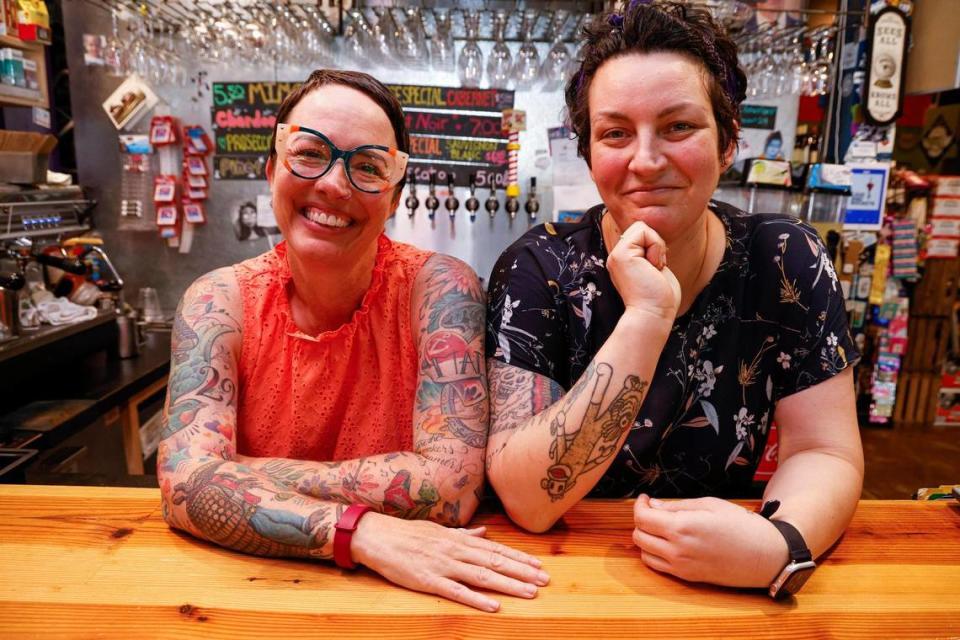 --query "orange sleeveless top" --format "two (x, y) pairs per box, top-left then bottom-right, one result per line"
(233, 235), (433, 462)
